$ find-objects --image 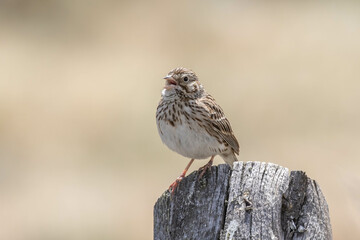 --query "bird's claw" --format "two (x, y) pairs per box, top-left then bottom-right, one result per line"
(168, 176), (183, 196)
(198, 164), (212, 179)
